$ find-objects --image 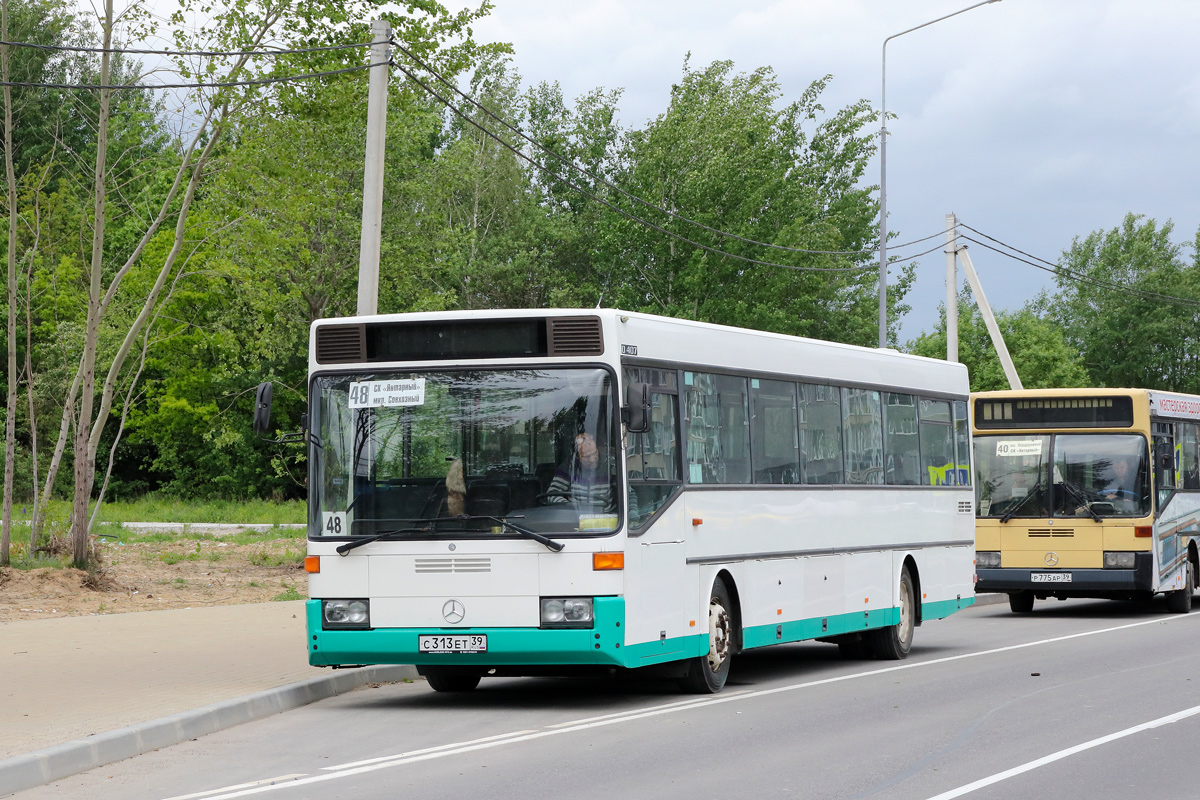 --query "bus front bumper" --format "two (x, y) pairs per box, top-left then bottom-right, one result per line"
(977, 554), (1153, 596)
(306, 597), (629, 668)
